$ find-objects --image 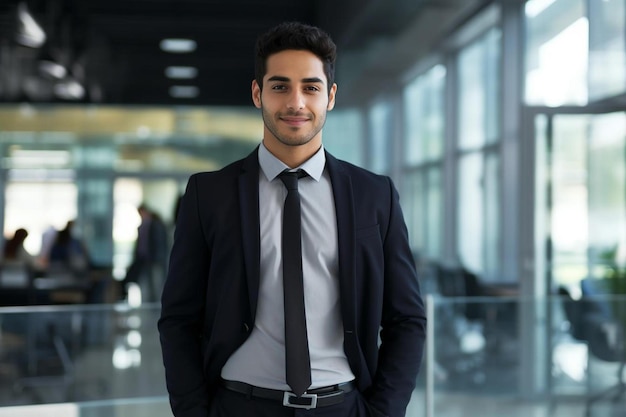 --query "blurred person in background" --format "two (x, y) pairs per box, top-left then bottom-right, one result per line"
(2, 228), (34, 266)
(47, 220), (91, 276)
(37, 224), (58, 269)
(123, 204), (168, 302)
(1, 228), (37, 298)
